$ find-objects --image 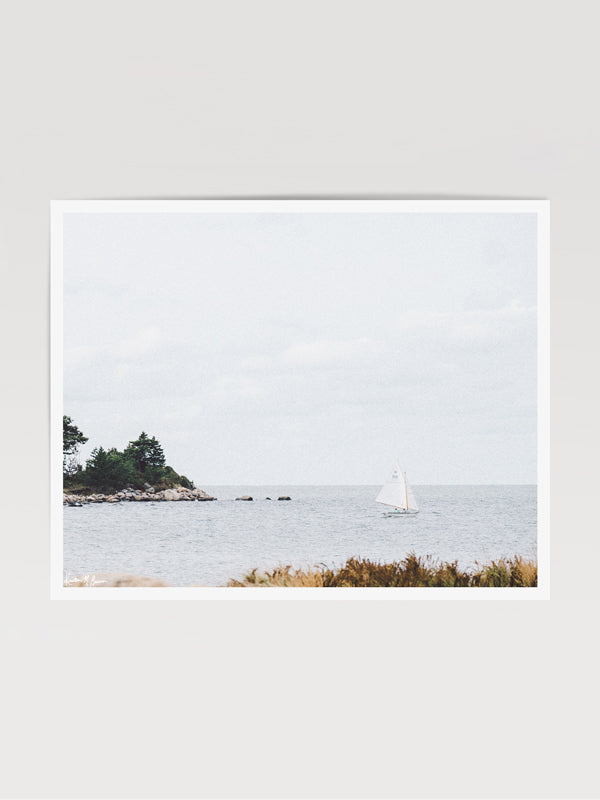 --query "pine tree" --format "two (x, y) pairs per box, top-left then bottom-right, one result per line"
(63, 416), (88, 475)
(124, 432), (166, 475)
(85, 447), (137, 491)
